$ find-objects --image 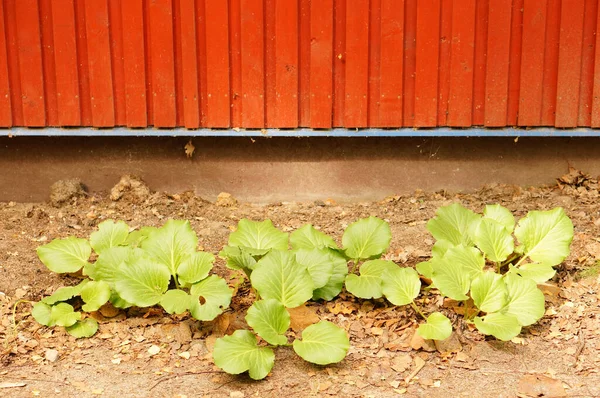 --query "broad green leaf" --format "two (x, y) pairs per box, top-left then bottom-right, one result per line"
(290, 224), (339, 250)
(473, 218), (514, 262)
(432, 239), (454, 258)
(115, 256), (171, 307)
(250, 250), (313, 308)
(213, 330), (275, 380)
(431, 245), (484, 301)
(474, 313), (521, 341)
(109, 291), (133, 309)
(84, 247), (144, 287)
(381, 267), (421, 306)
(245, 299), (290, 346)
(471, 272), (507, 313)
(483, 204), (515, 232)
(66, 318), (98, 338)
(417, 312), (452, 341)
(426, 203), (480, 246)
(219, 245), (257, 272)
(416, 259), (439, 280)
(50, 303), (81, 327)
(502, 273), (545, 326)
(295, 248), (334, 289)
(160, 289), (191, 314)
(509, 262), (556, 284)
(443, 245), (485, 279)
(345, 260), (397, 299)
(141, 220), (198, 276)
(32, 302), (53, 326)
(514, 207), (574, 266)
(431, 264), (470, 301)
(124, 226), (157, 247)
(228, 219), (289, 255)
(37, 236), (91, 273)
(177, 251), (214, 286)
(293, 321), (350, 365)
(342, 217), (392, 260)
(80, 281), (111, 312)
(312, 251), (348, 301)
(42, 279), (90, 305)
(189, 275), (233, 321)
(89, 220), (129, 253)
